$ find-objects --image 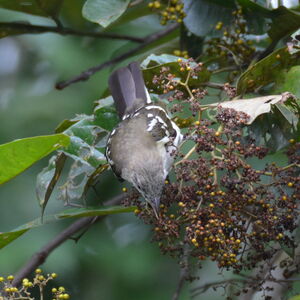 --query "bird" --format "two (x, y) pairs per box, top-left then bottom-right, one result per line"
(105, 62), (183, 216)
